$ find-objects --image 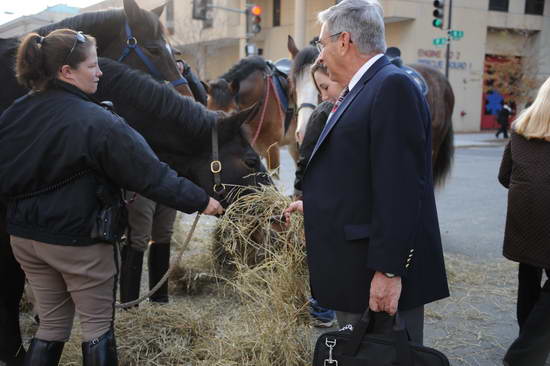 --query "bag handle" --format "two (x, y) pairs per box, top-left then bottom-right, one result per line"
(342, 308), (414, 365)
